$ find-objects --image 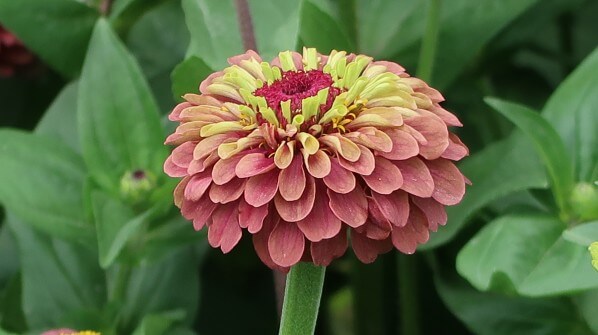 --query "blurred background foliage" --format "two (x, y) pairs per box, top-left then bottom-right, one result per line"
(0, 0), (597, 334)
